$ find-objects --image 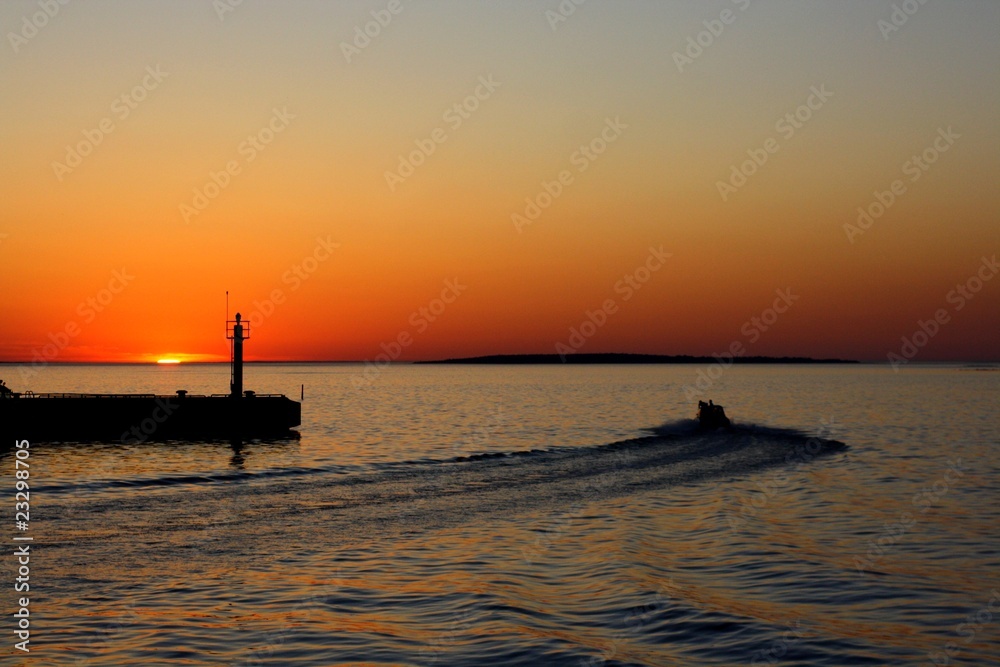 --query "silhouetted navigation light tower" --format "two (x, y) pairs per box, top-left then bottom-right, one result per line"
(227, 312), (249, 398)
